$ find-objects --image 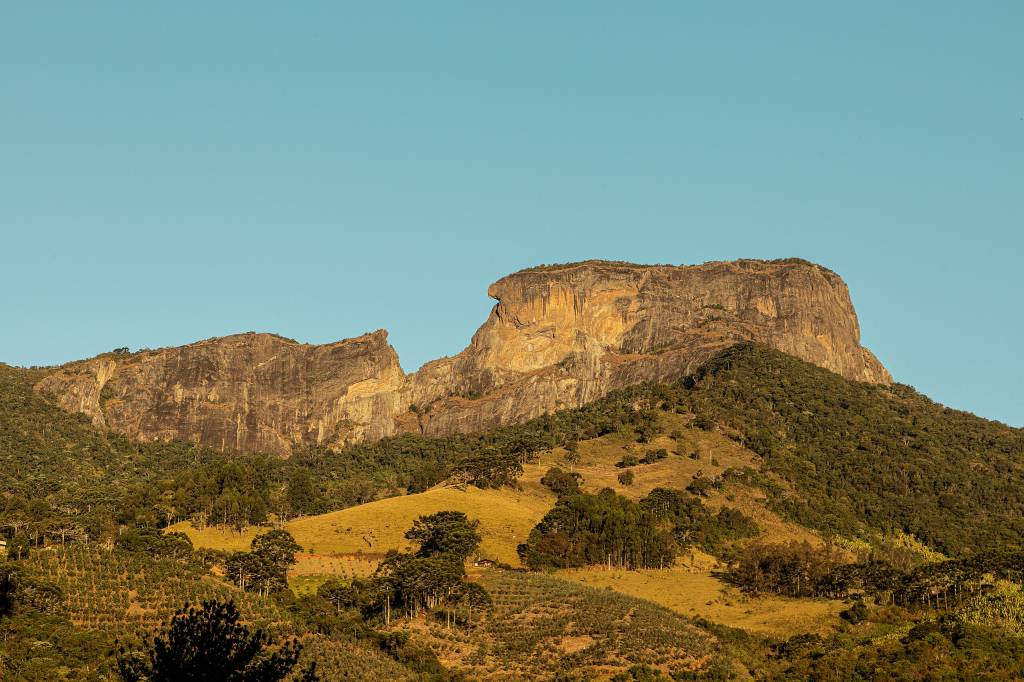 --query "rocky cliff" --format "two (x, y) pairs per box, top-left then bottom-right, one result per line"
(36, 259), (890, 454)
(36, 331), (408, 455)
